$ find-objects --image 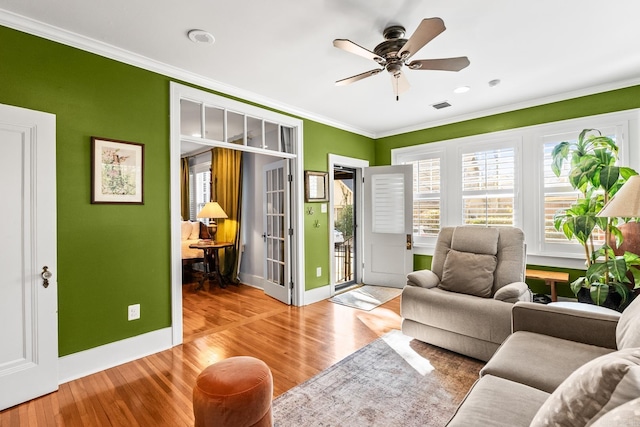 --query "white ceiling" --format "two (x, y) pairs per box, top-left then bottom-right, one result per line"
(1, 0), (640, 138)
